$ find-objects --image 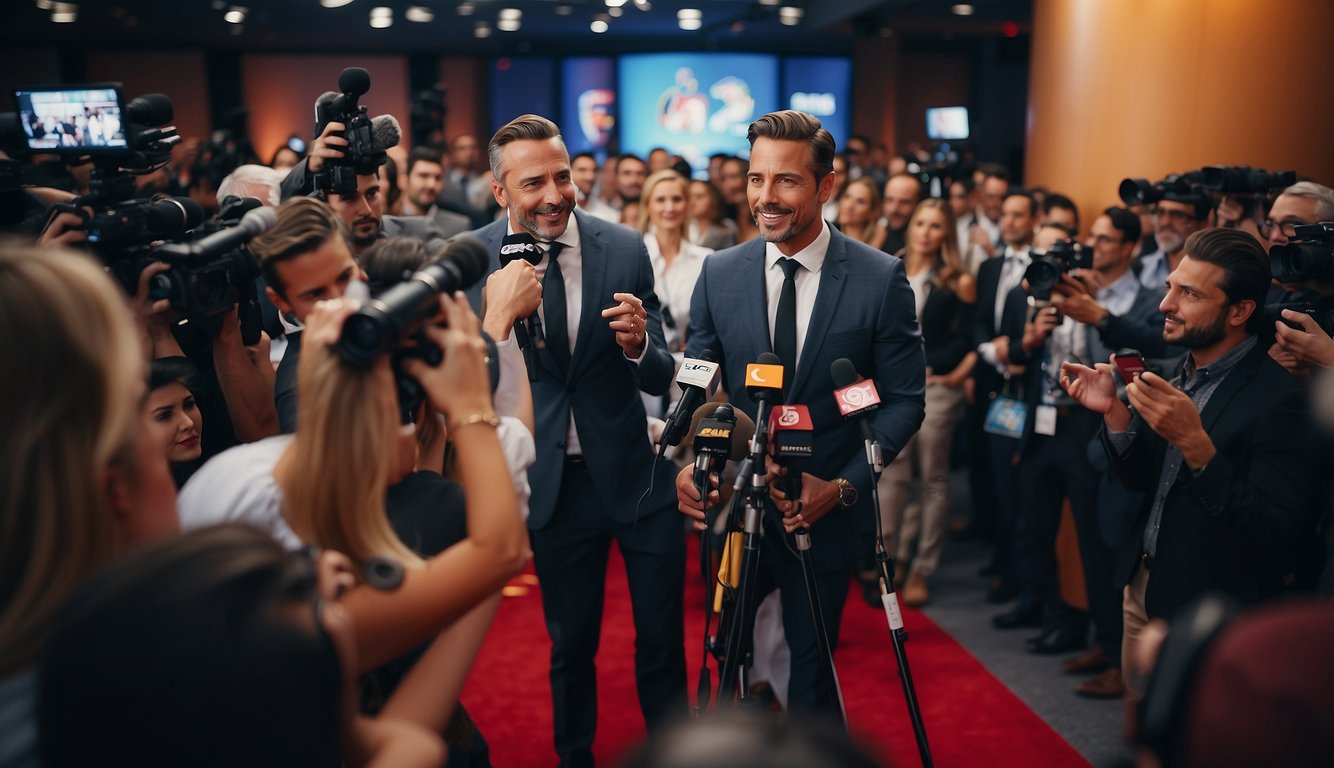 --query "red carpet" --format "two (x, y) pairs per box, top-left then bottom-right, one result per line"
(462, 538), (1089, 767)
